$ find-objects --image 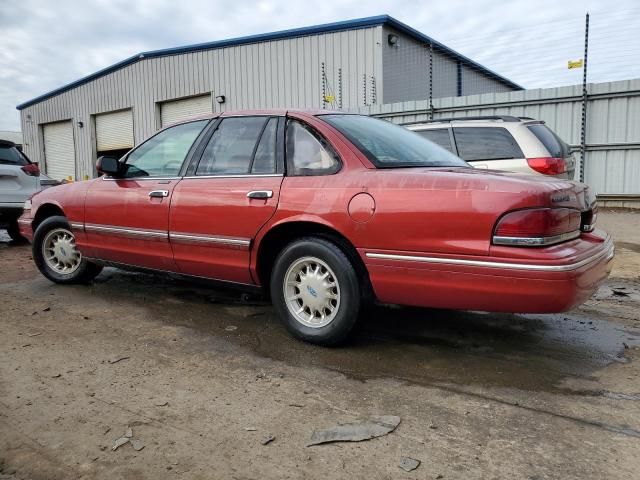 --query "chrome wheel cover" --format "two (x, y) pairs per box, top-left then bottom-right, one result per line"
(42, 227), (82, 275)
(283, 256), (341, 328)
